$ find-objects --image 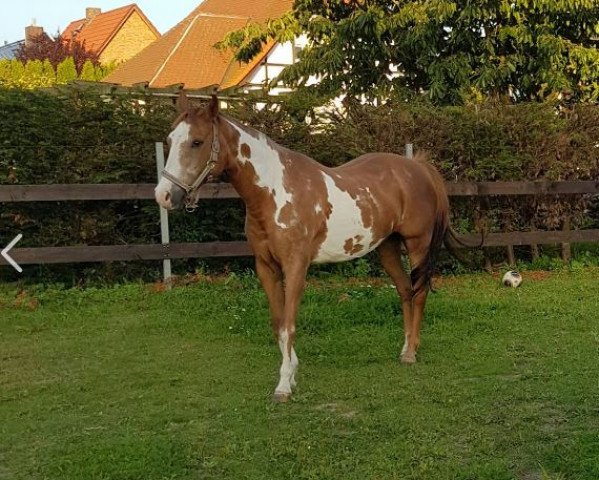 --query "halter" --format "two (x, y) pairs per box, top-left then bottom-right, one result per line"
(161, 120), (221, 212)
